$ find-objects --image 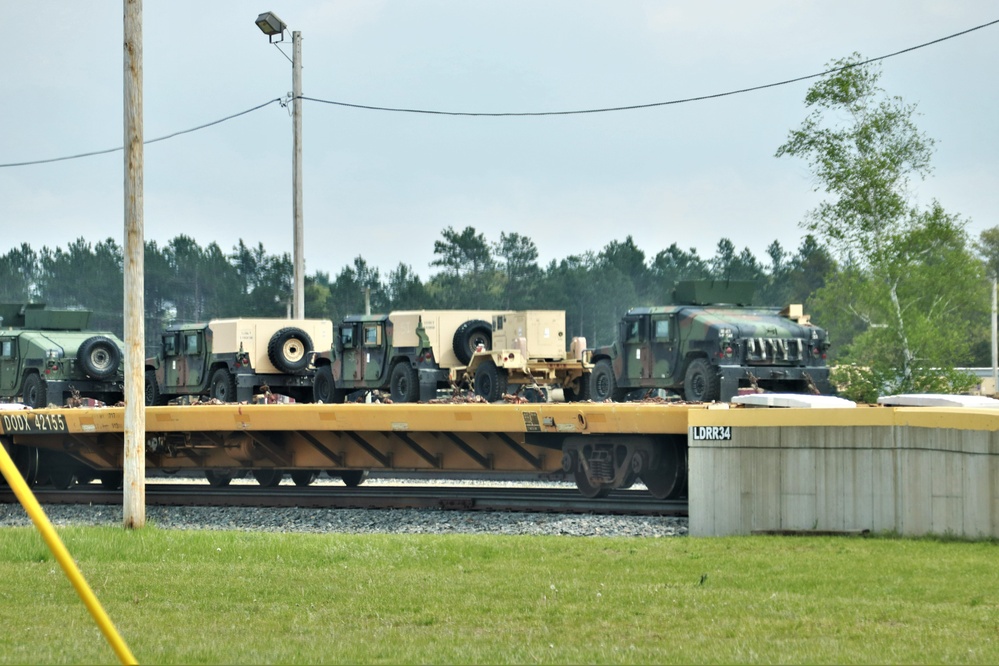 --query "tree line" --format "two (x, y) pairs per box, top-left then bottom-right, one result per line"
(0, 230), (833, 354)
(1, 53), (995, 399)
